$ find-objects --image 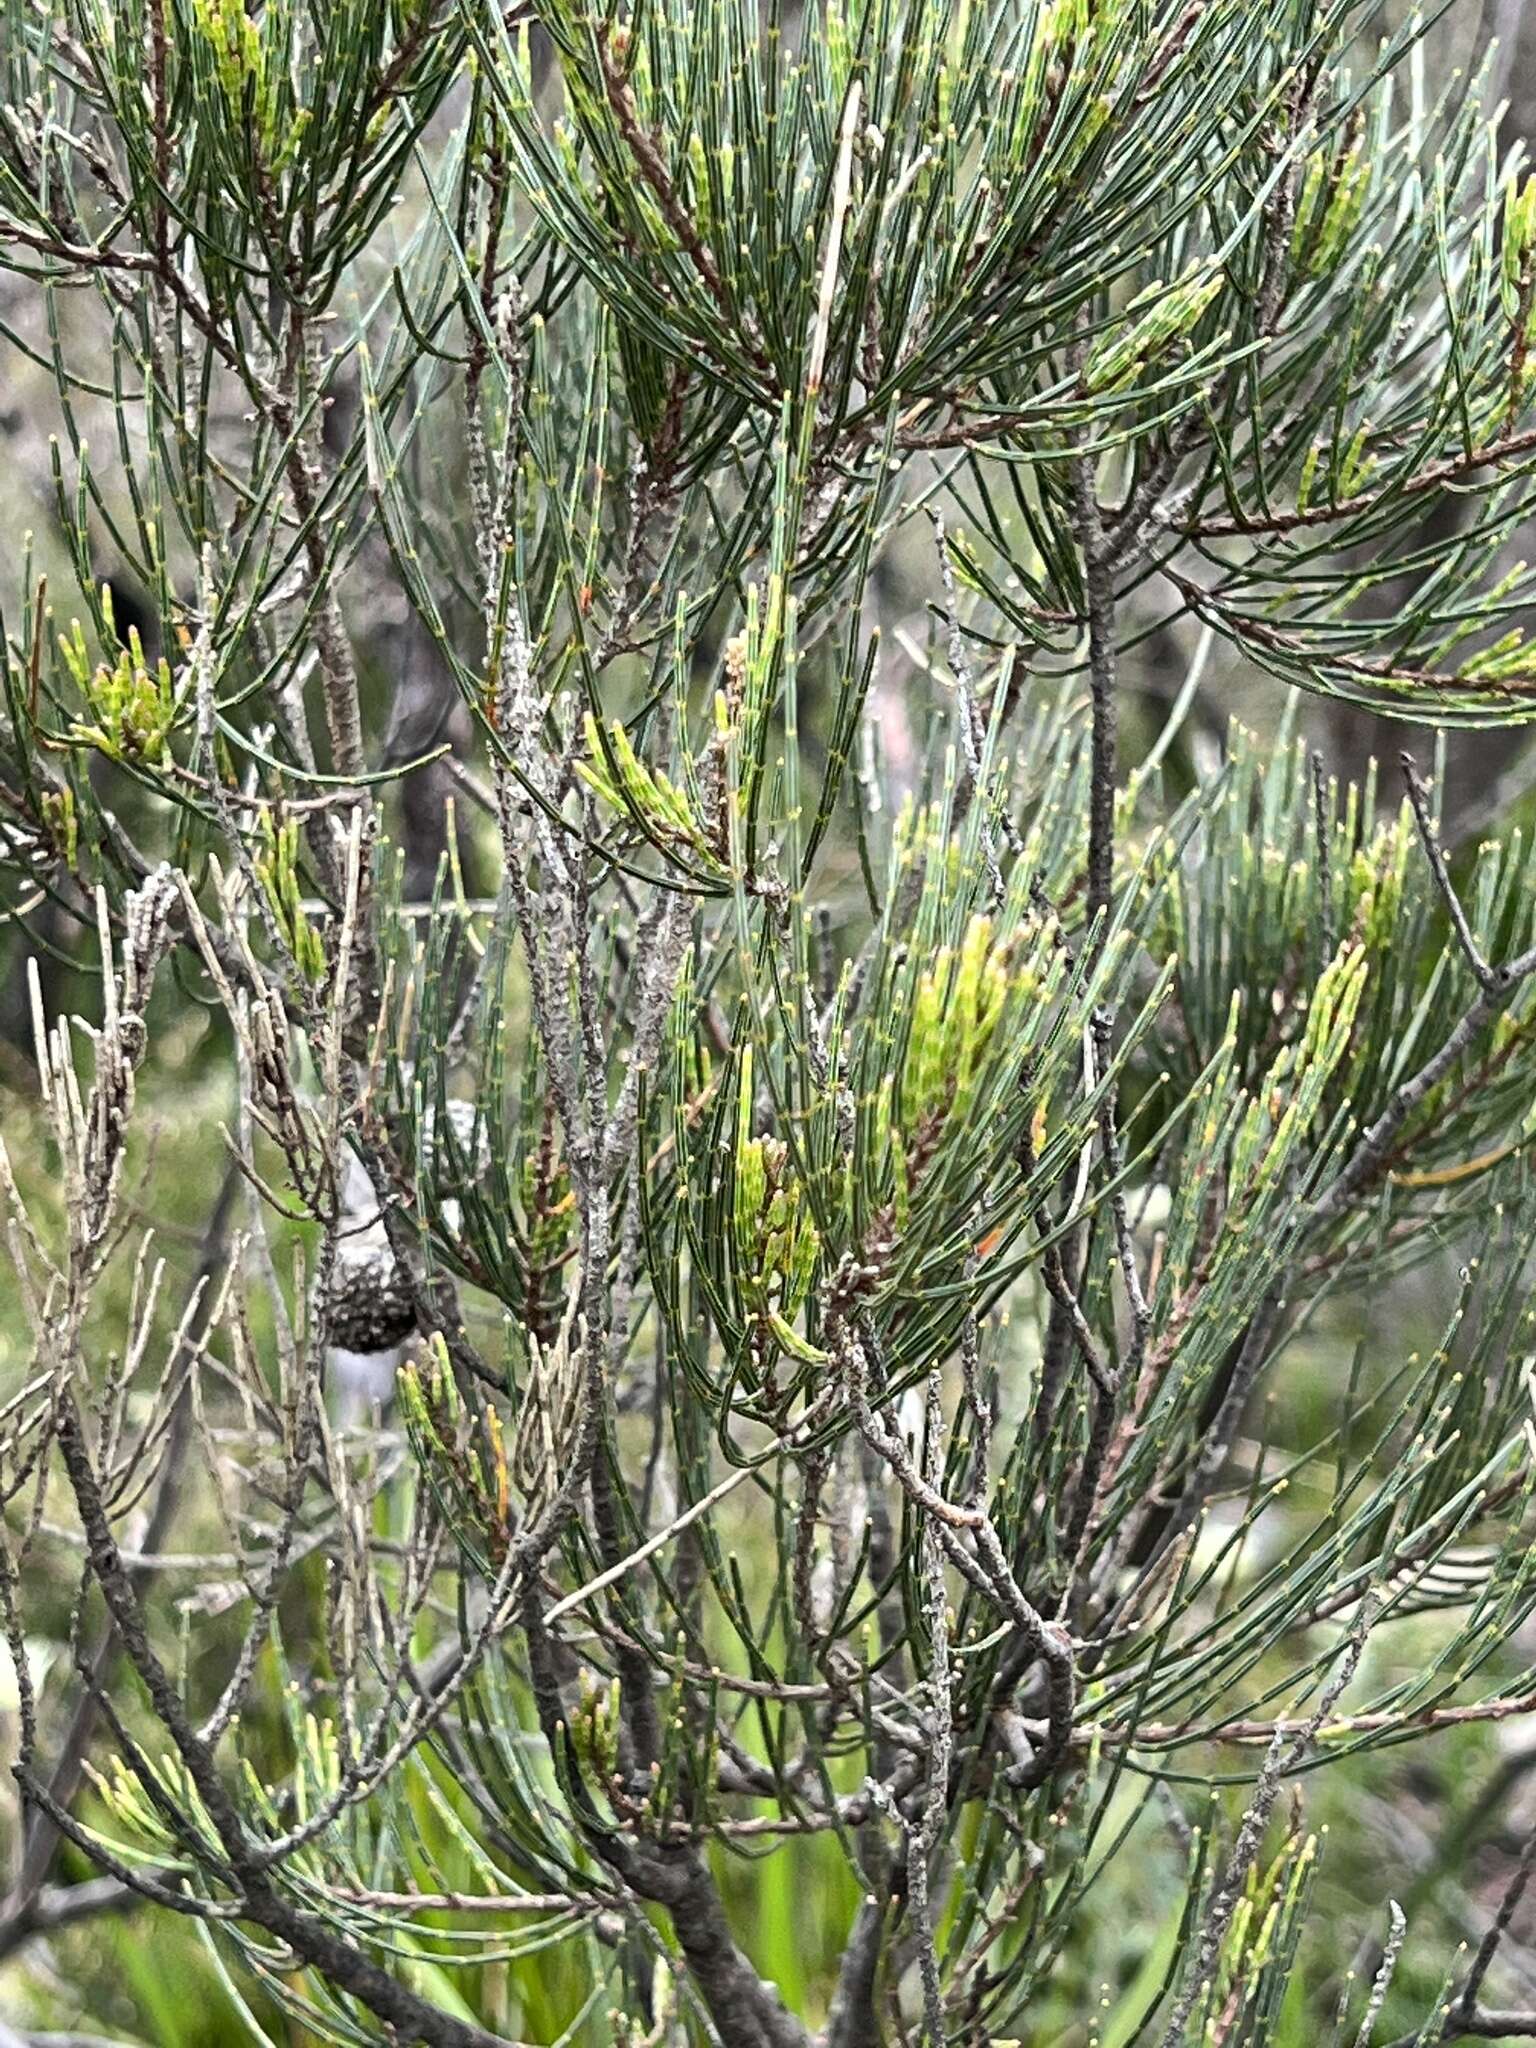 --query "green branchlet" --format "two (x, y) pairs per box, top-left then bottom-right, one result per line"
(1292, 131), (1370, 277)
(191, 0), (309, 168)
(732, 1046), (824, 1361)
(253, 812), (327, 982)
(898, 911), (1012, 1132)
(577, 712), (723, 869)
(1083, 264), (1223, 393)
(39, 784), (78, 869)
(1502, 173), (1536, 318)
(569, 1670), (623, 1789)
(61, 616), (177, 767)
